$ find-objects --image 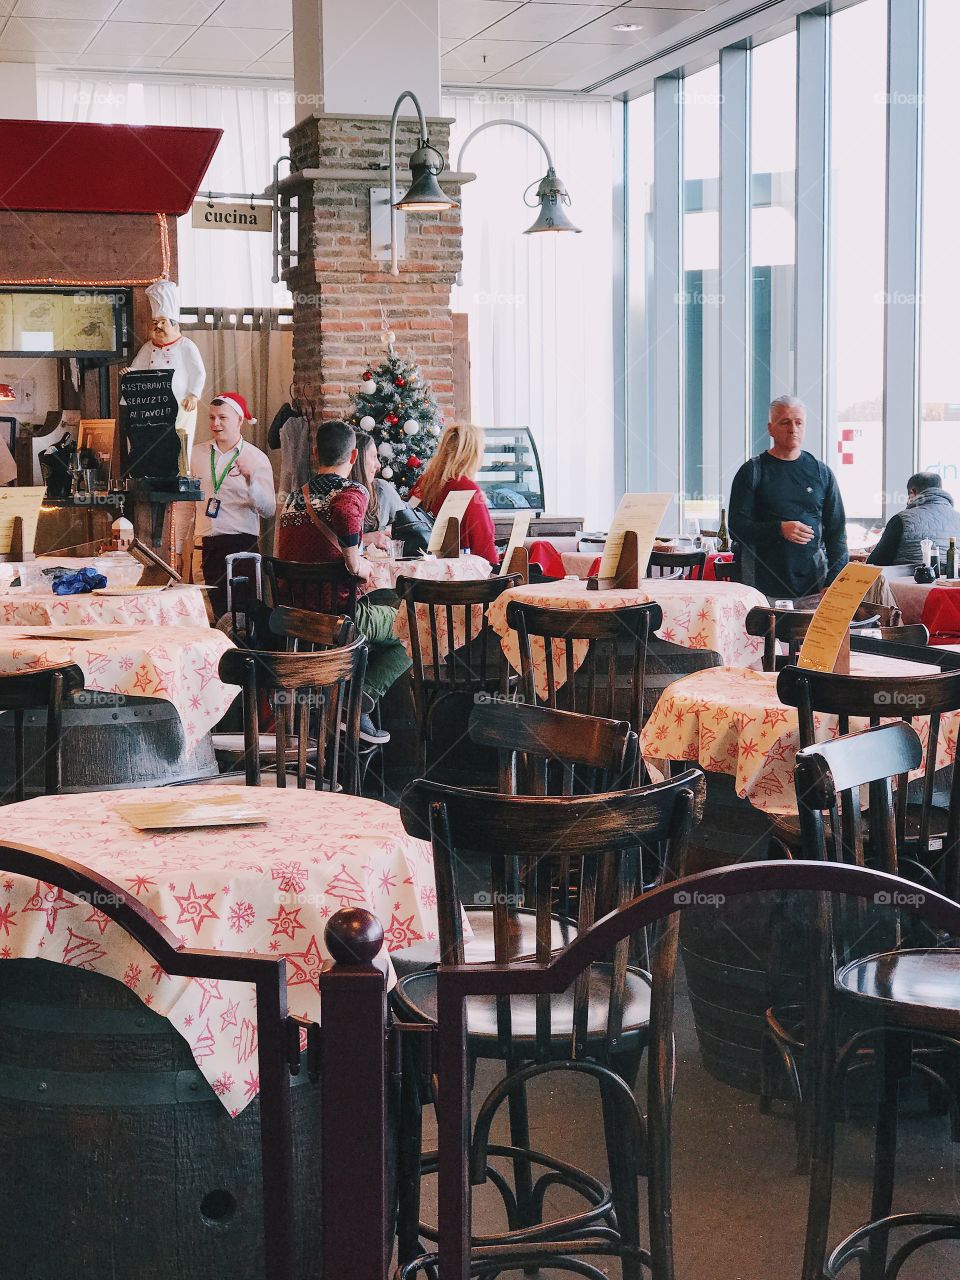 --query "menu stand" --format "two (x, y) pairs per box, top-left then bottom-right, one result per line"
(3, 517), (33, 563)
(587, 530), (640, 591)
(436, 517), (462, 560)
(505, 545), (529, 583)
